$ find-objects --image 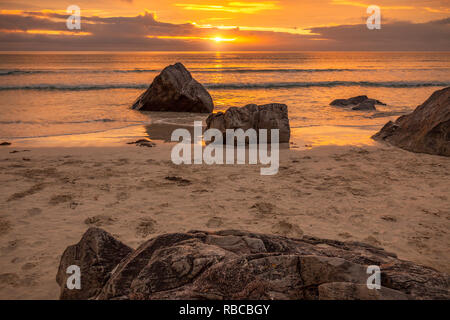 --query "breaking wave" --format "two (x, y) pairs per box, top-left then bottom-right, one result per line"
(1, 81), (448, 91)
